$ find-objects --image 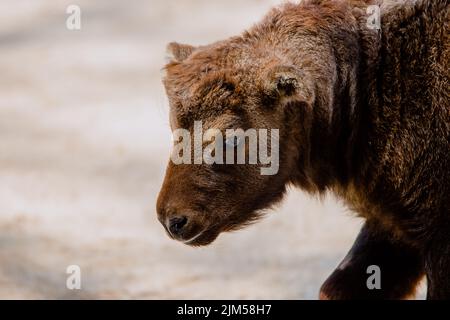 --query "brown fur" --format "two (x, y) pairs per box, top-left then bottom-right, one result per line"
(157, 0), (450, 299)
